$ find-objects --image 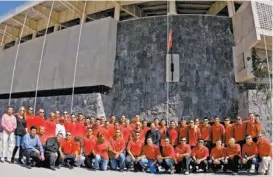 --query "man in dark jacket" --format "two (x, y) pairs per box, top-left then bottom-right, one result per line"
(44, 133), (64, 170)
(145, 123), (161, 147)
